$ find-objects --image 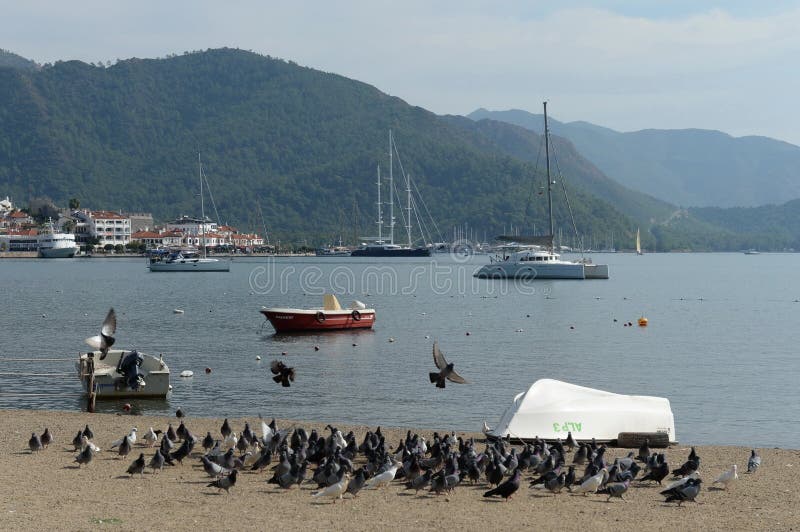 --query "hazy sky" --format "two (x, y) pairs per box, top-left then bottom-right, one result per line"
(4, 1), (800, 144)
